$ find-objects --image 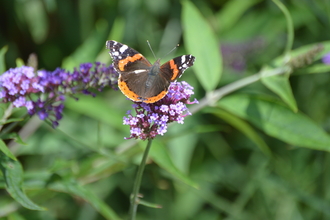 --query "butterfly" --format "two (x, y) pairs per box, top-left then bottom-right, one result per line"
(106, 40), (195, 103)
